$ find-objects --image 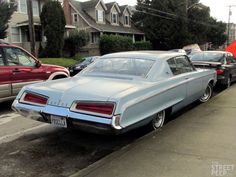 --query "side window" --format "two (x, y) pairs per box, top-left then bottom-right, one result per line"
(167, 58), (179, 75)
(0, 48), (5, 66)
(226, 54), (236, 64)
(189, 52), (203, 61)
(4, 47), (36, 67)
(175, 56), (195, 74)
